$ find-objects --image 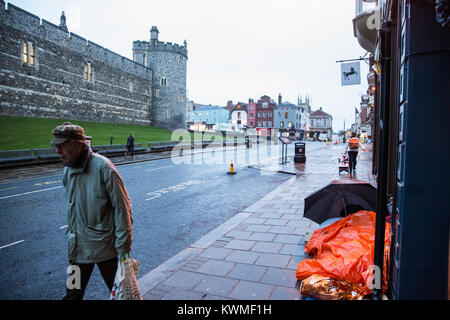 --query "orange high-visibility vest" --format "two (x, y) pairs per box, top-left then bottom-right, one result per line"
(349, 138), (359, 149)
